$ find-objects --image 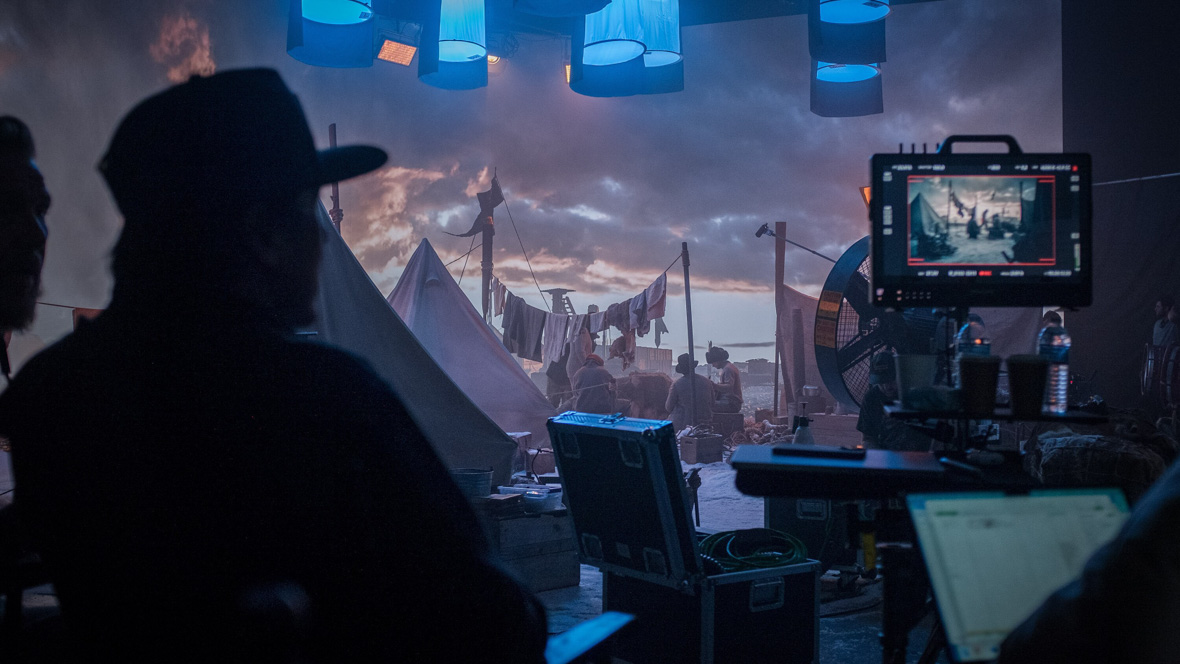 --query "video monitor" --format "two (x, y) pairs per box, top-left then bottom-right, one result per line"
(869, 151), (1091, 308)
